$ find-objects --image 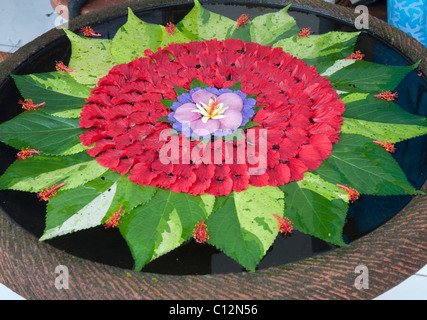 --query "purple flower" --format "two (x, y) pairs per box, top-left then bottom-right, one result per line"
(168, 87), (256, 138)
